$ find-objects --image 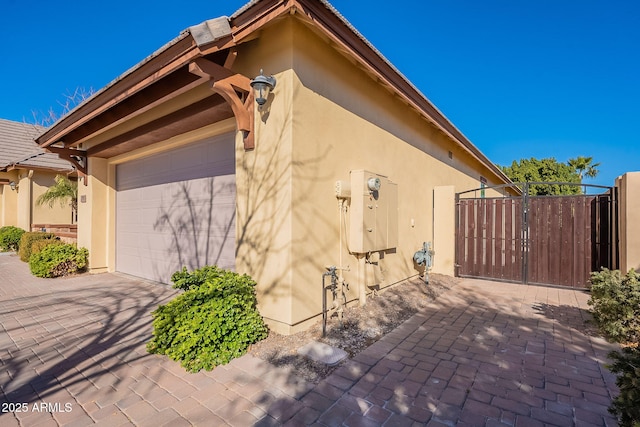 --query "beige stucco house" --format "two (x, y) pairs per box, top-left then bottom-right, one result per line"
(0, 119), (75, 231)
(36, 0), (514, 334)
